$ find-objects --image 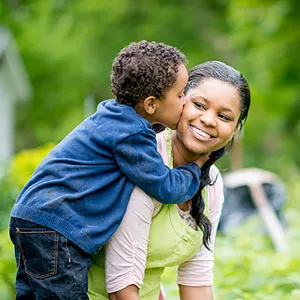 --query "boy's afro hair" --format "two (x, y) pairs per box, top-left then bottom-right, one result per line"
(111, 40), (186, 106)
